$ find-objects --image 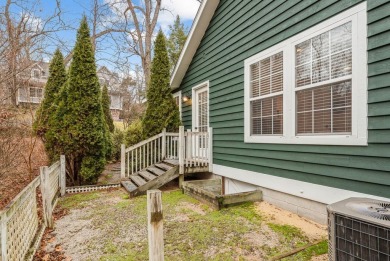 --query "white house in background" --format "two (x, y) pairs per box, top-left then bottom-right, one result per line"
(17, 61), (49, 105)
(97, 66), (123, 121)
(15, 63), (123, 121)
